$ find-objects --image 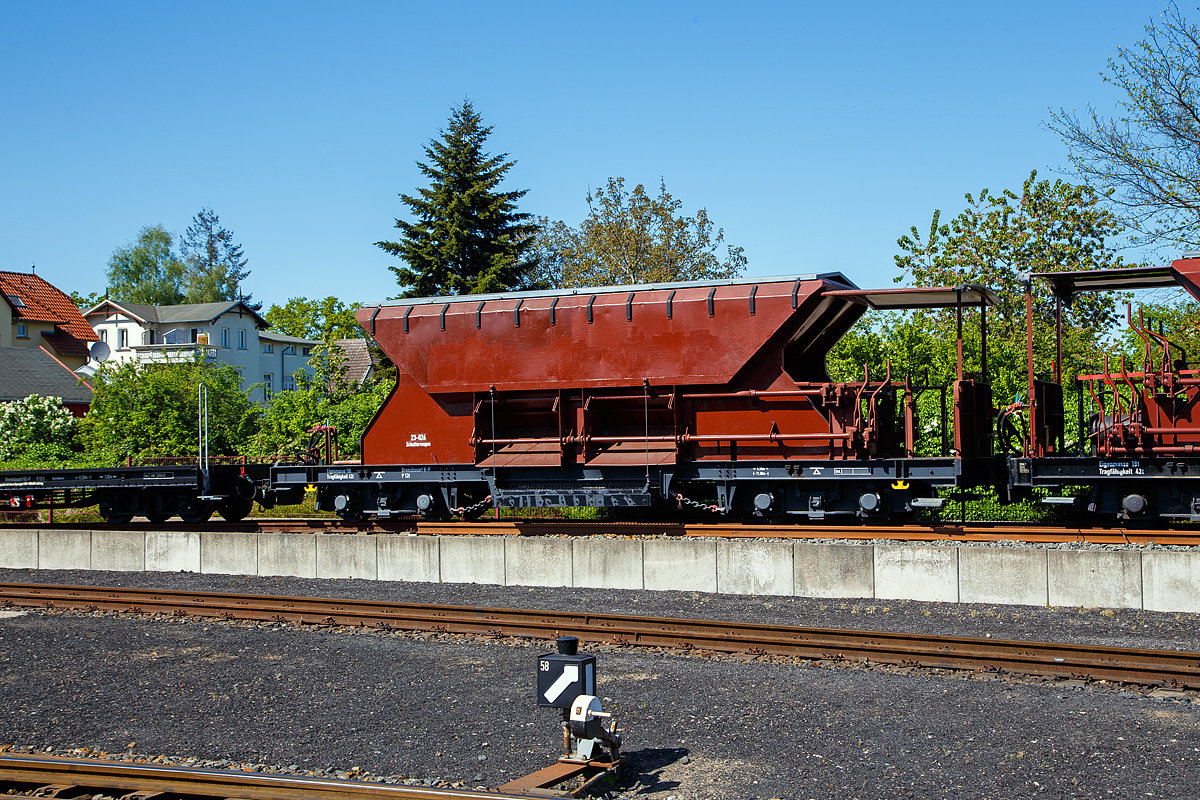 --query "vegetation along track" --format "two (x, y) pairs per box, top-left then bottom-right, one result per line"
(0, 753), (523, 800)
(3, 583), (1199, 689)
(3, 517), (1200, 546)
